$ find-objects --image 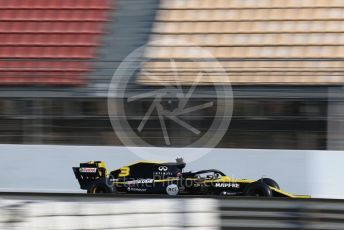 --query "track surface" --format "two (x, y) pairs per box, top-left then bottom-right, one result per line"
(2, 192), (344, 230)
